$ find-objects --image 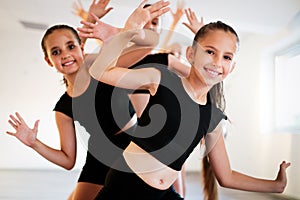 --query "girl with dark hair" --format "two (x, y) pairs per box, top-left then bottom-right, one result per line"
(86, 2), (291, 199)
(6, 1), (169, 199)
